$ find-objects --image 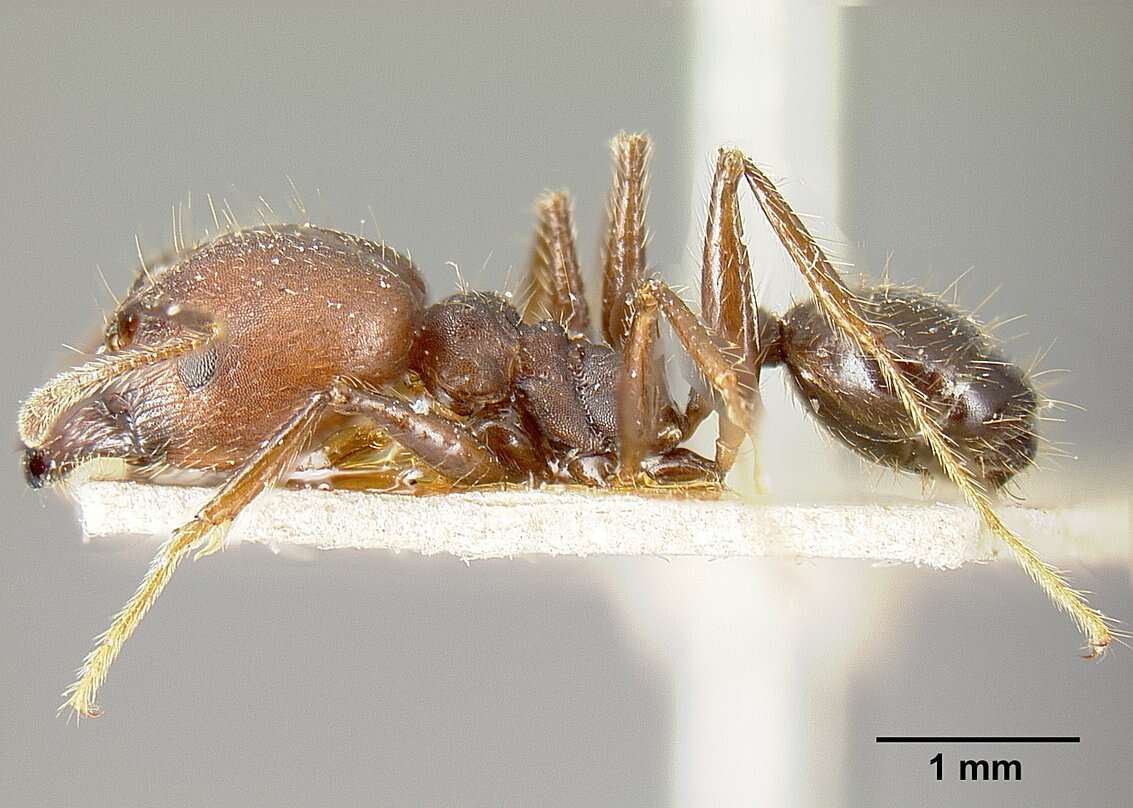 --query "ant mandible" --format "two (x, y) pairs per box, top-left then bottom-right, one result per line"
(18, 133), (1113, 718)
